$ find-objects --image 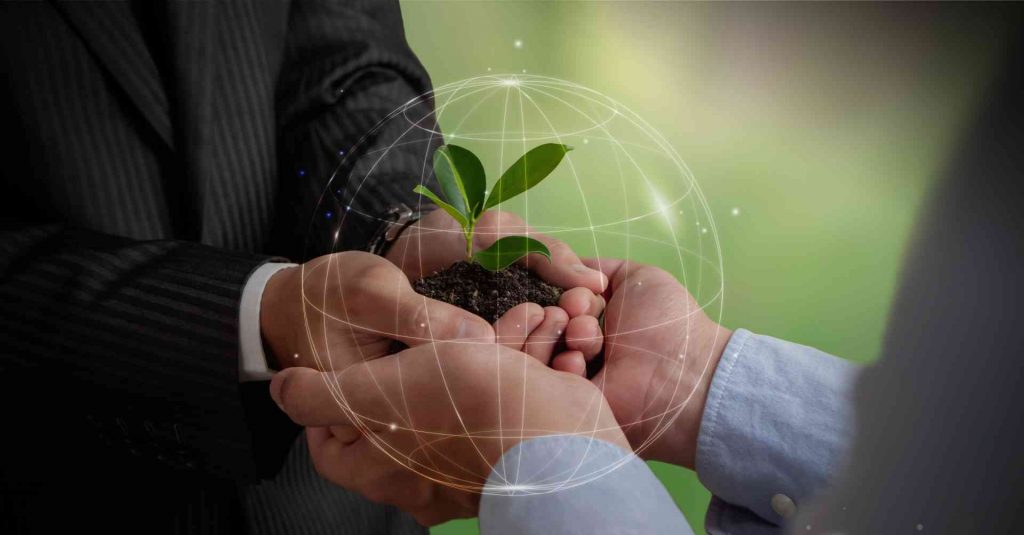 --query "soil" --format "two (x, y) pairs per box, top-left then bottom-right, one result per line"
(413, 261), (563, 323)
